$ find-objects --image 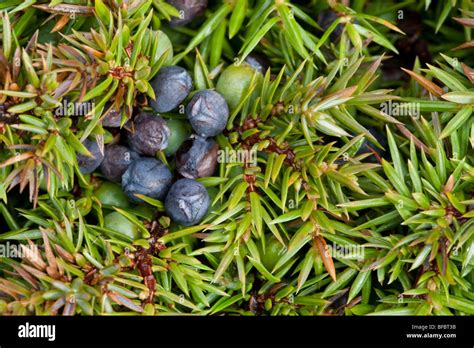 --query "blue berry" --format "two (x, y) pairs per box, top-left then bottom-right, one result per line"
(127, 112), (170, 156)
(100, 145), (140, 182)
(244, 54), (270, 75)
(101, 103), (123, 128)
(167, 0), (207, 26)
(176, 136), (218, 179)
(317, 9), (343, 42)
(186, 90), (229, 137)
(165, 178), (210, 226)
(77, 139), (104, 174)
(356, 127), (387, 163)
(122, 157), (173, 203)
(149, 66), (193, 113)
